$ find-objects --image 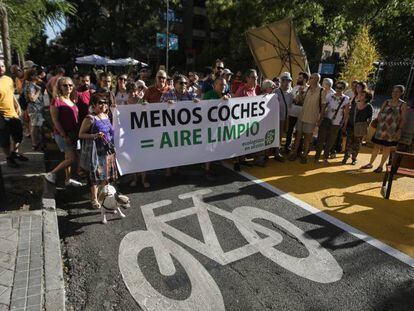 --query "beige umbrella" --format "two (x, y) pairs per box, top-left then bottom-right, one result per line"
(246, 18), (310, 81)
